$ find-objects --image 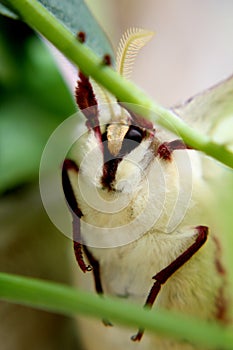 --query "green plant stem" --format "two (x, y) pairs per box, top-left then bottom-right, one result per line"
(4, 0), (233, 169)
(0, 272), (232, 349)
